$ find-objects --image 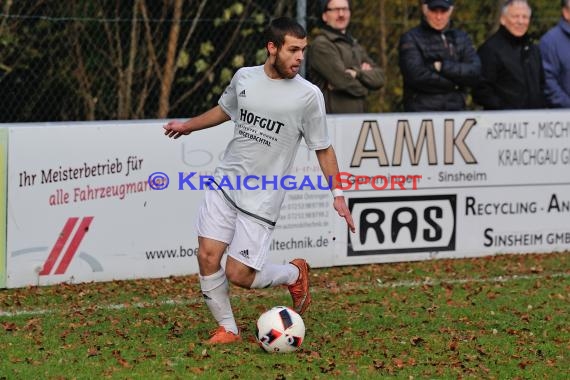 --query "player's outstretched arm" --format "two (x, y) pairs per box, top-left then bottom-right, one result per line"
(163, 105), (231, 139)
(315, 146), (356, 233)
